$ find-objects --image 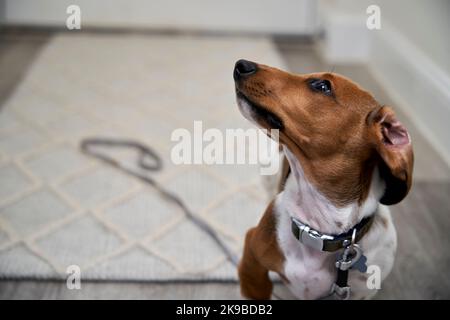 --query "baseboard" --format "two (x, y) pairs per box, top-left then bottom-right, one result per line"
(368, 23), (450, 168)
